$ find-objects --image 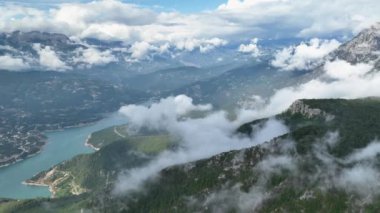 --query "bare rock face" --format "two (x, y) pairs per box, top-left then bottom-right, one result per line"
(332, 23), (380, 64)
(287, 100), (326, 119)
